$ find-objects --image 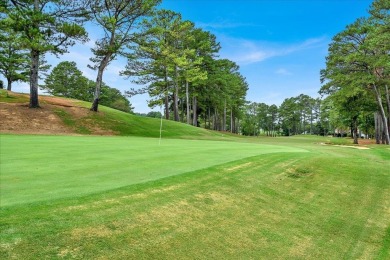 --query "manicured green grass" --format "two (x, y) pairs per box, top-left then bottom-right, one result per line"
(0, 134), (307, 206)
(1, 134), (389, 259)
